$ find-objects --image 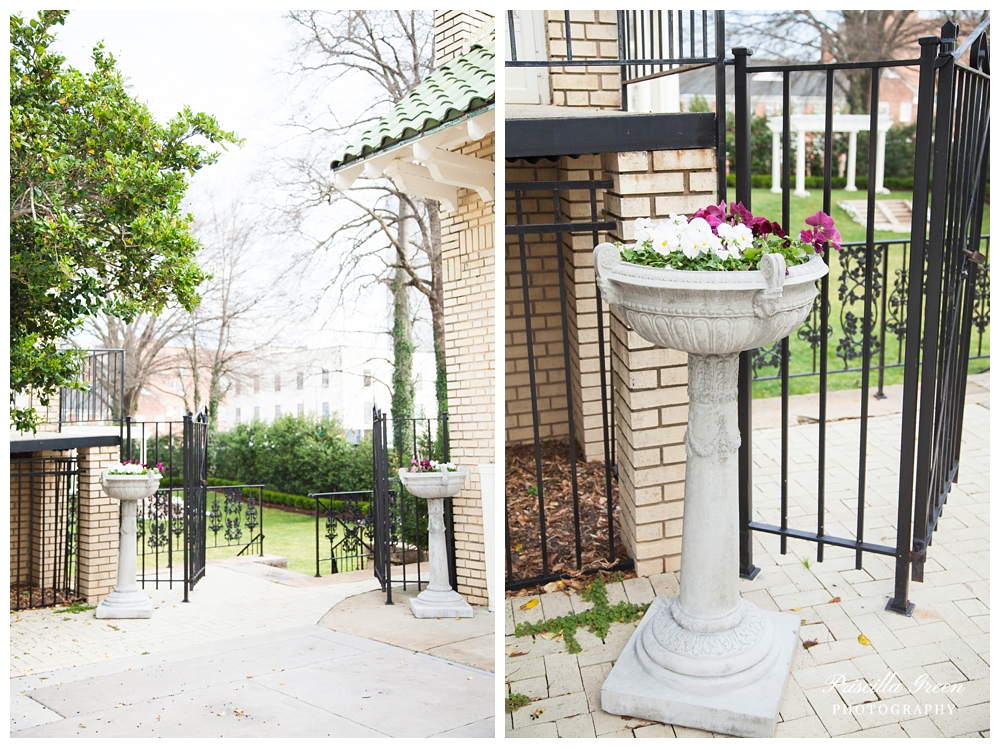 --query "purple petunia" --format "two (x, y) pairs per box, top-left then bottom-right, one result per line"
(800, 211), (842, 252)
